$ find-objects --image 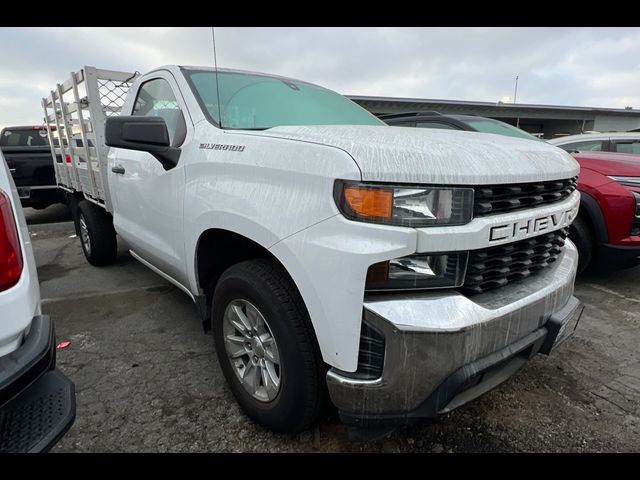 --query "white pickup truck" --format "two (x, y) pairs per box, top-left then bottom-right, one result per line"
(42, 66), (583, 434)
